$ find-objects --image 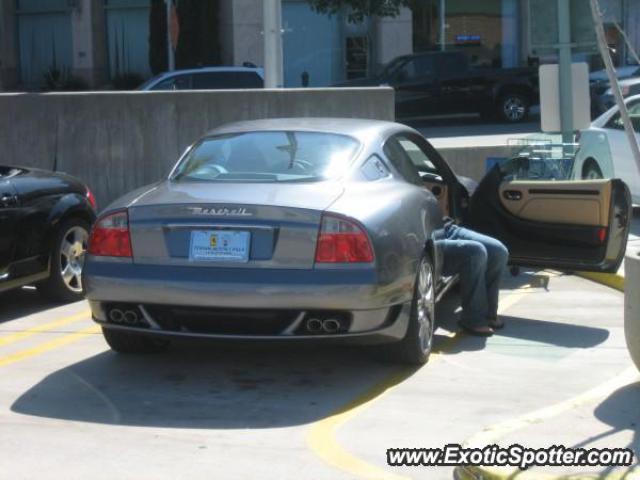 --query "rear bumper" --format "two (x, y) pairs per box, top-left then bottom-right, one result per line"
(91, 302), (411, 344)
(84, 260), (414, 344)
(83, 260), (412, 310)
